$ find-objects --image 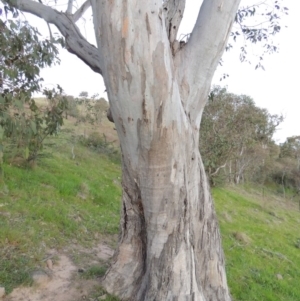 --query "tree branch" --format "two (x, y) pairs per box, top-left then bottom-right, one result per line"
(174, 0), (241, 126)
(66, 0), (74, 14)
(162, 0), (186, 53)
(73, 0), (91, 23)
(210, 162), (227, 177)
(46, 22), (53, 41)
(8, 0), (102, 75)
(188, 0), (241, 60)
